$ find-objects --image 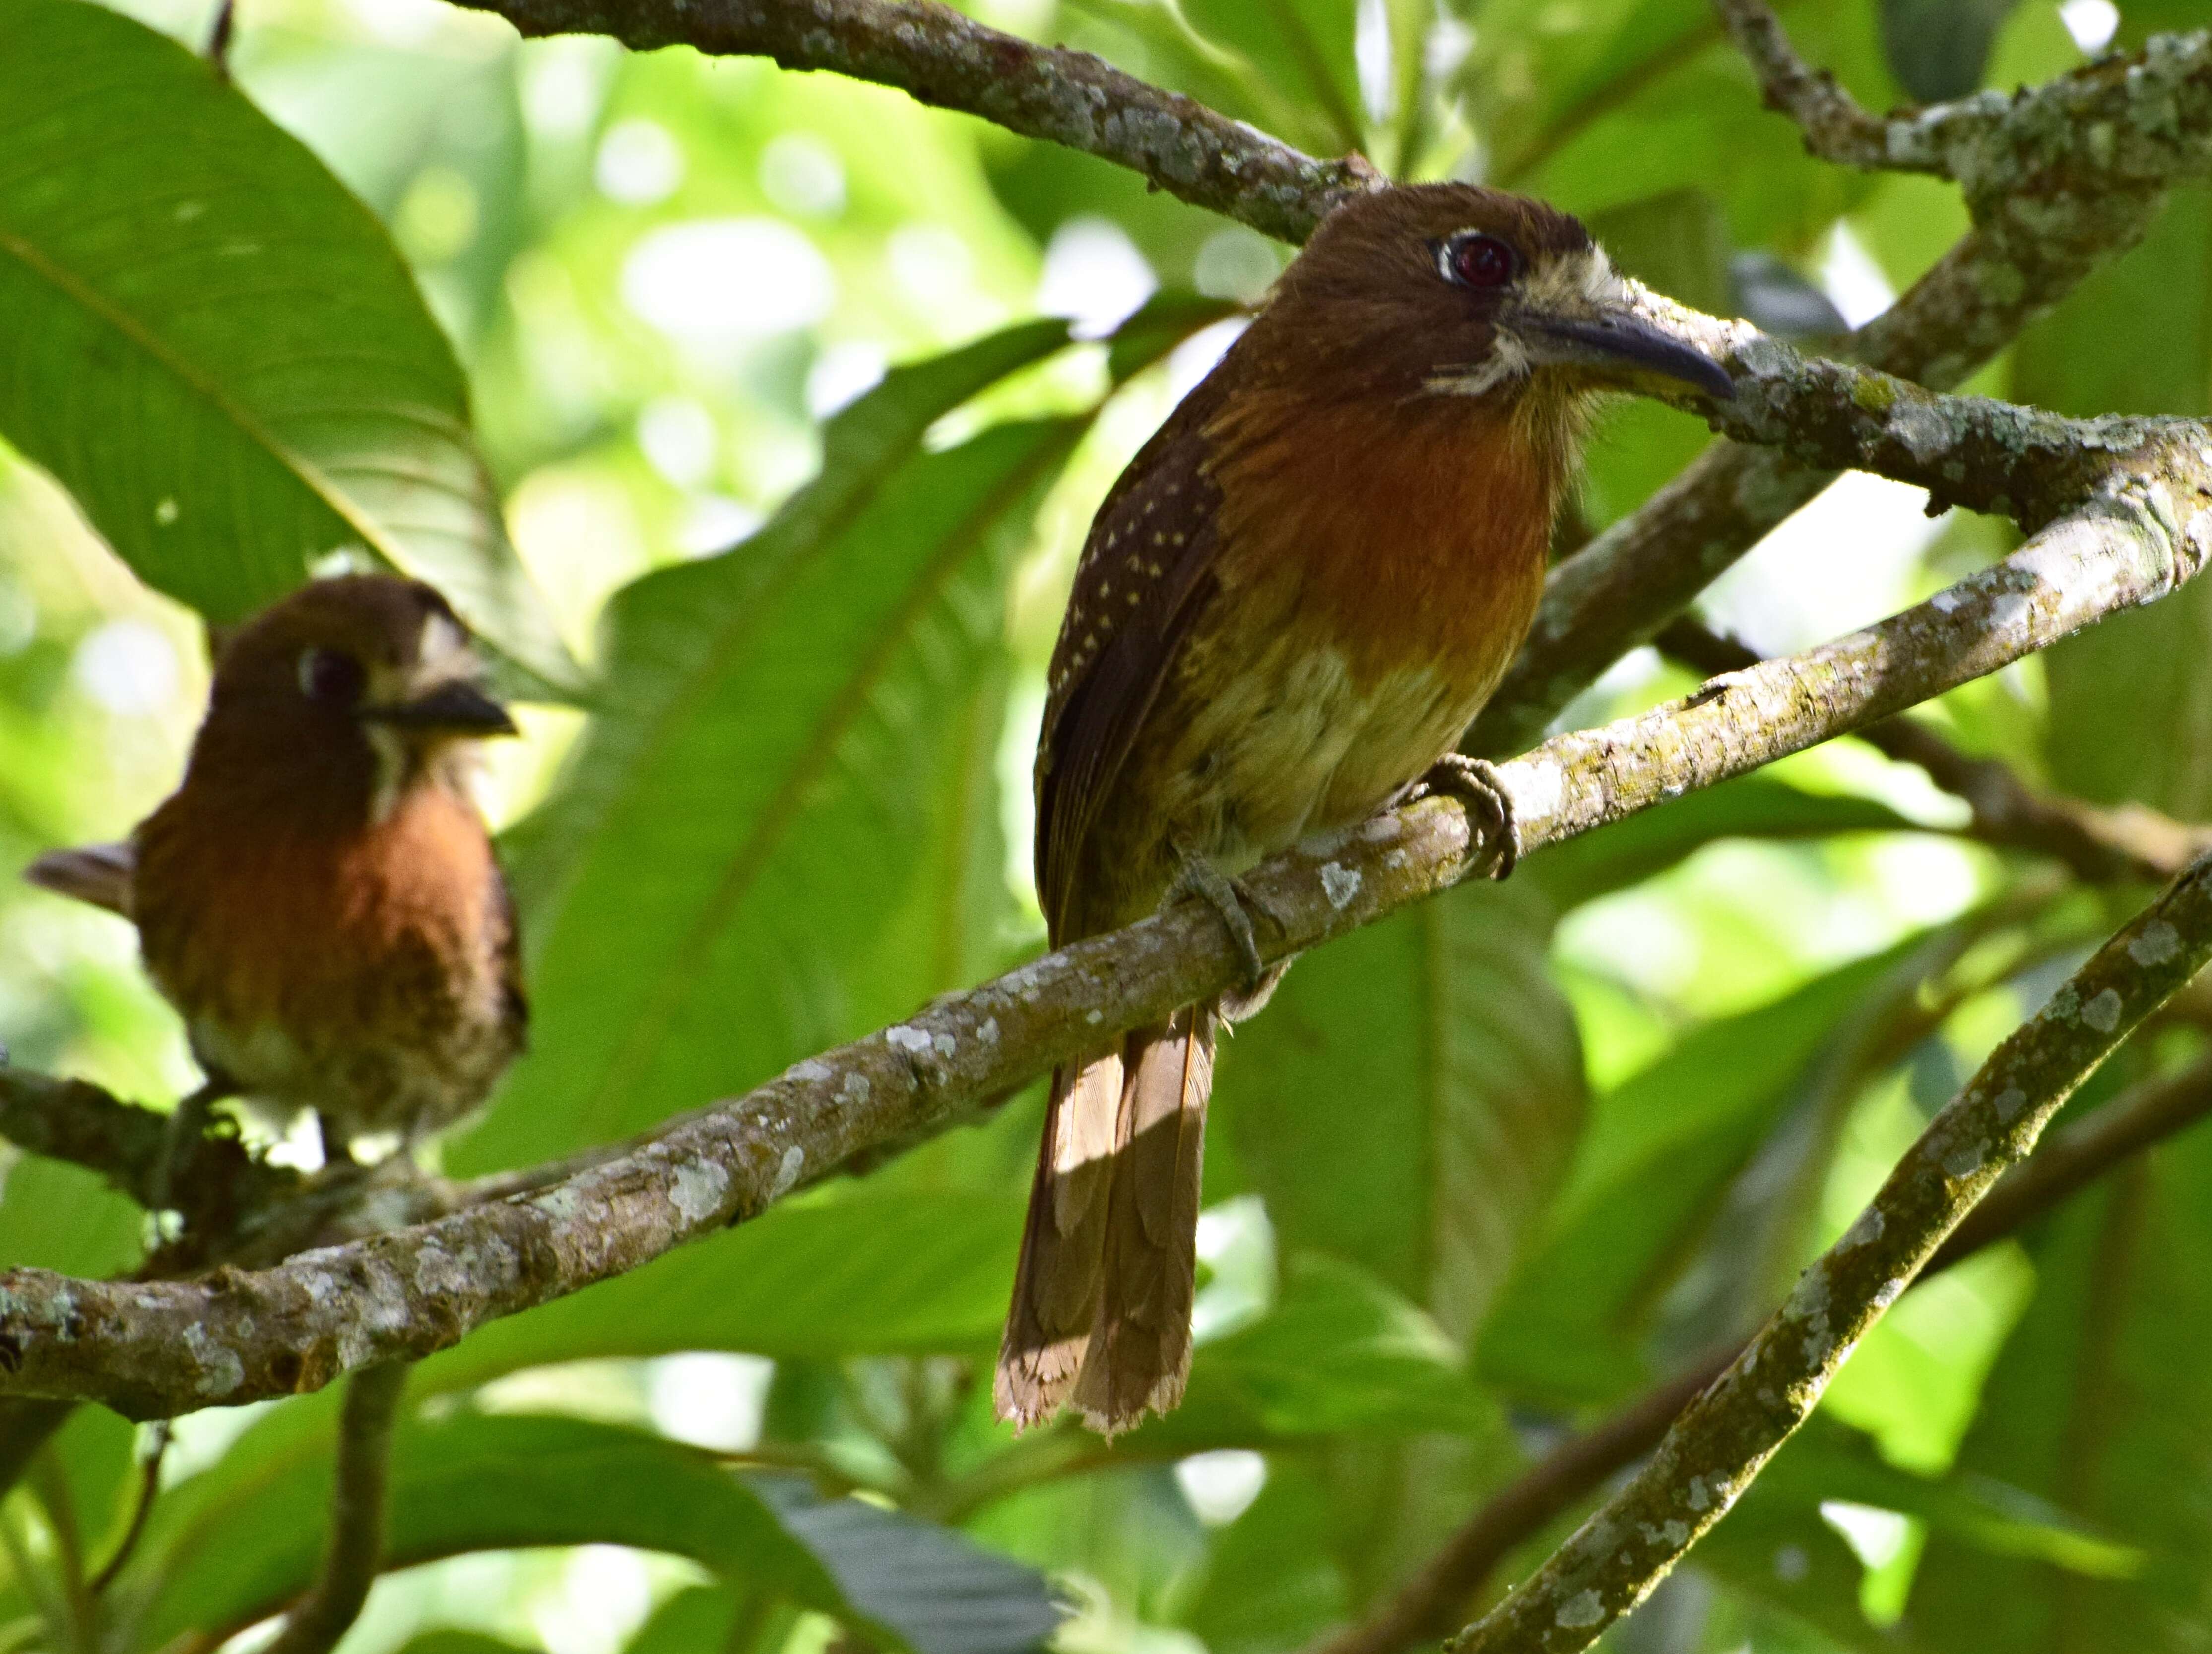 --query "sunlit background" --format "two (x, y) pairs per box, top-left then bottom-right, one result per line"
(0, 0), (2186, 1647)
